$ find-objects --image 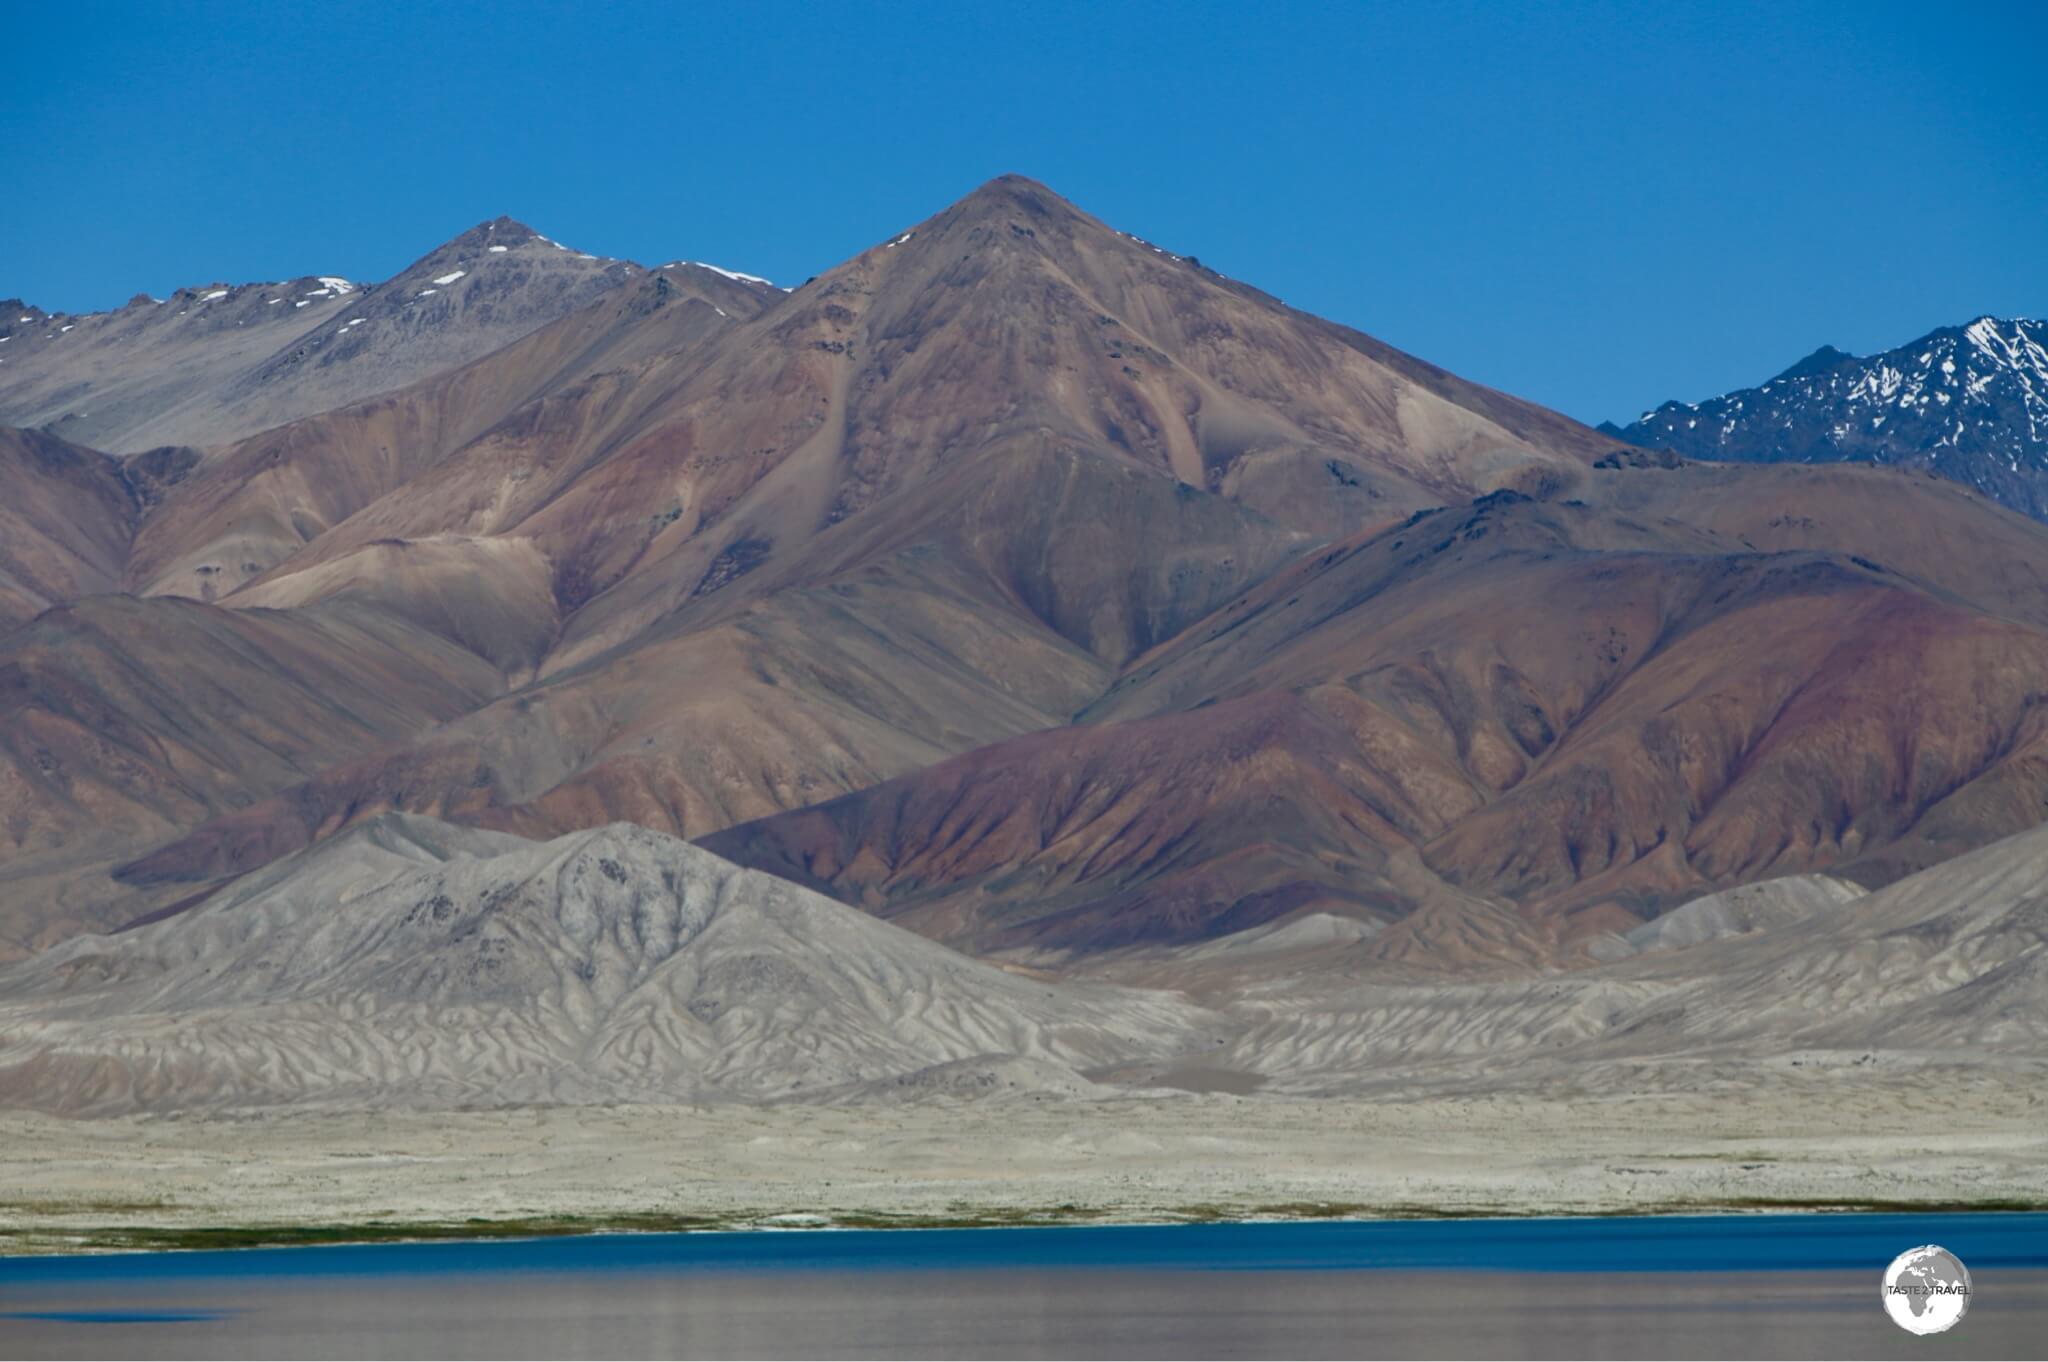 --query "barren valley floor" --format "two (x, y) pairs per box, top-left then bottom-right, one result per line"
(4, 1077), (2044, 1254)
